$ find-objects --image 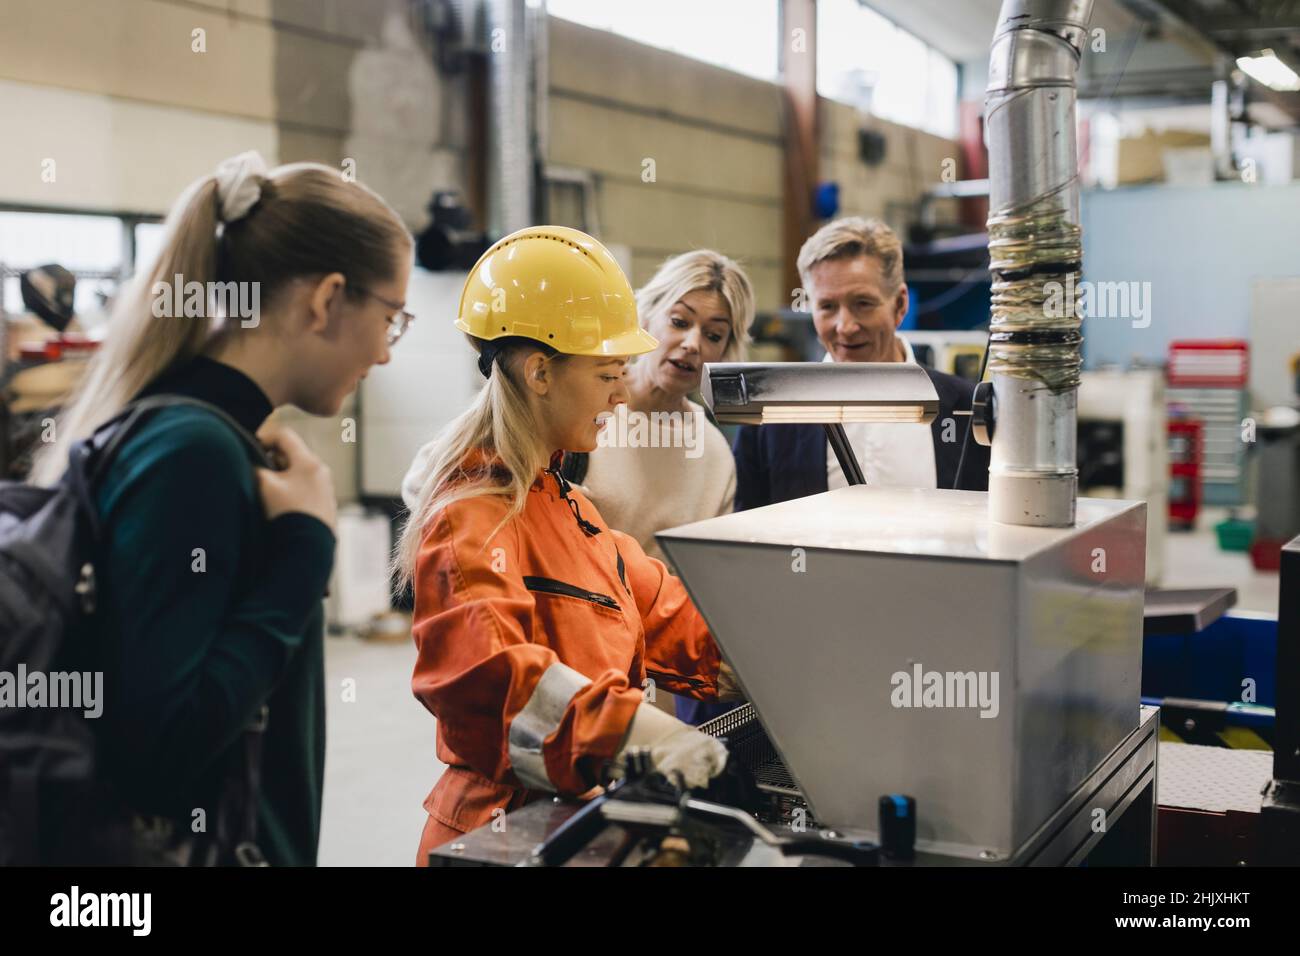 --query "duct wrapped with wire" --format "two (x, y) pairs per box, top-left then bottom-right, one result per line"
(987, 195), (1083, 393)
(984, 0), (1093, 526)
